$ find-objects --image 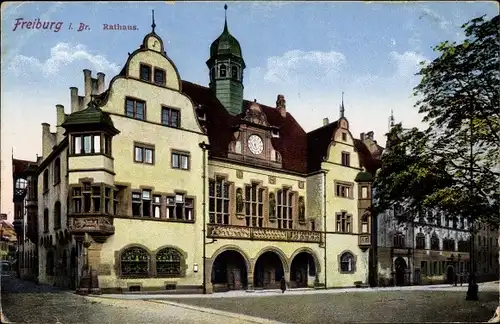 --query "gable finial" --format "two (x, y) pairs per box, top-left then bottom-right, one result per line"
(224, 4), (228, 31)
(340, 91), (345, 118)
(151, 9), (156, 33)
